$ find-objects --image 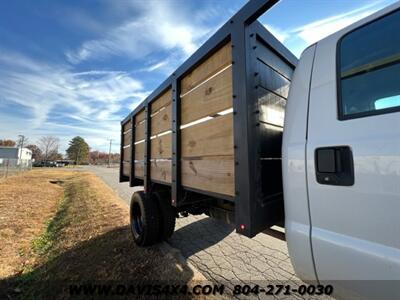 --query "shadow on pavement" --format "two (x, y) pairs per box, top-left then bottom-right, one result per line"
(170, 216), (234, 258)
